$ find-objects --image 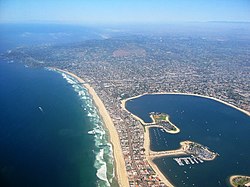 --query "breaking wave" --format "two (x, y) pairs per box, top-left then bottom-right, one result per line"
(56, 70), (114, 187)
